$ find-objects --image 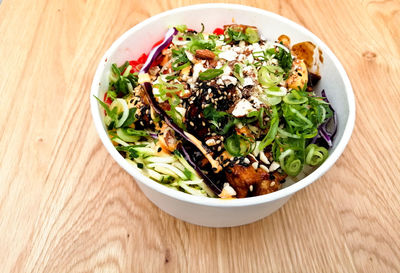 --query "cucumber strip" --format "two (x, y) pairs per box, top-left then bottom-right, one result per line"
(145, 156), (176, 164)
(147, 163), (186, 179)
(178, 181), (207, 197)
